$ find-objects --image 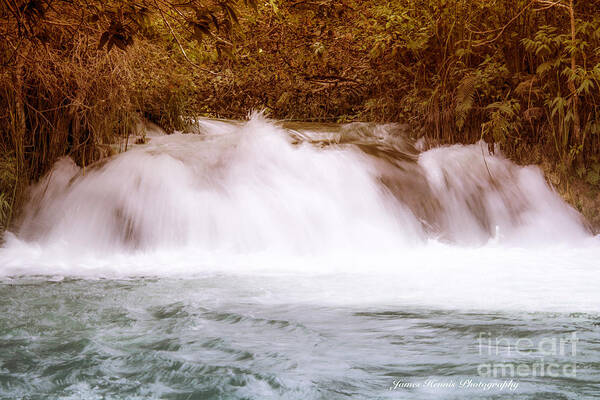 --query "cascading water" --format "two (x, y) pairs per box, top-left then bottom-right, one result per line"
(1, 115), (599, 399)
(3, 115), (593, 258)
